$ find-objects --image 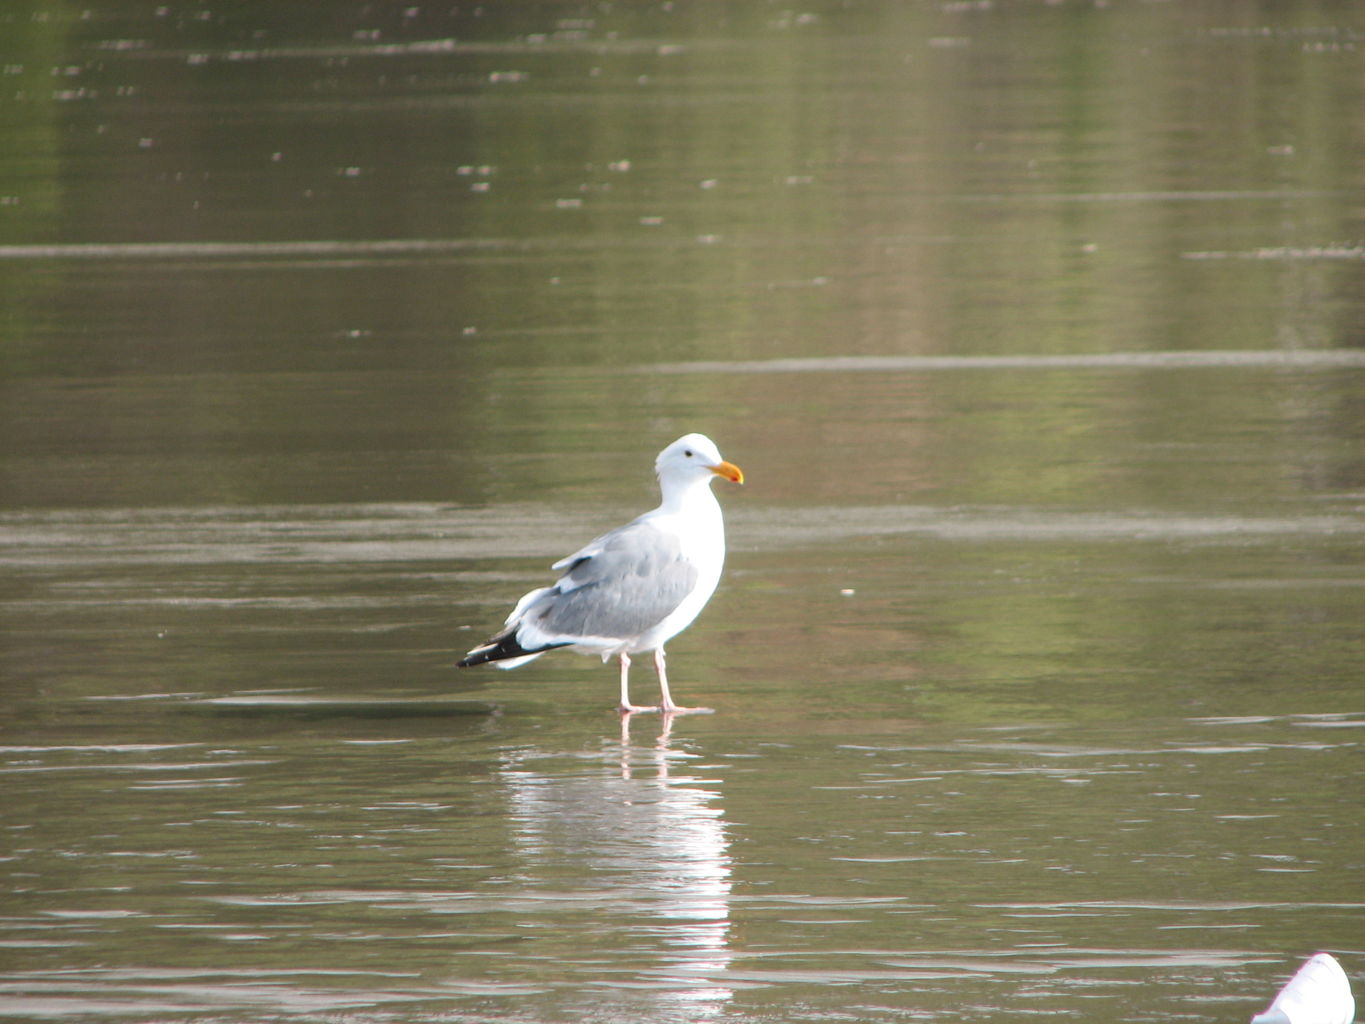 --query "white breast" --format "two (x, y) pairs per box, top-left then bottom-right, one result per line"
(629, 494), (726, 653)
